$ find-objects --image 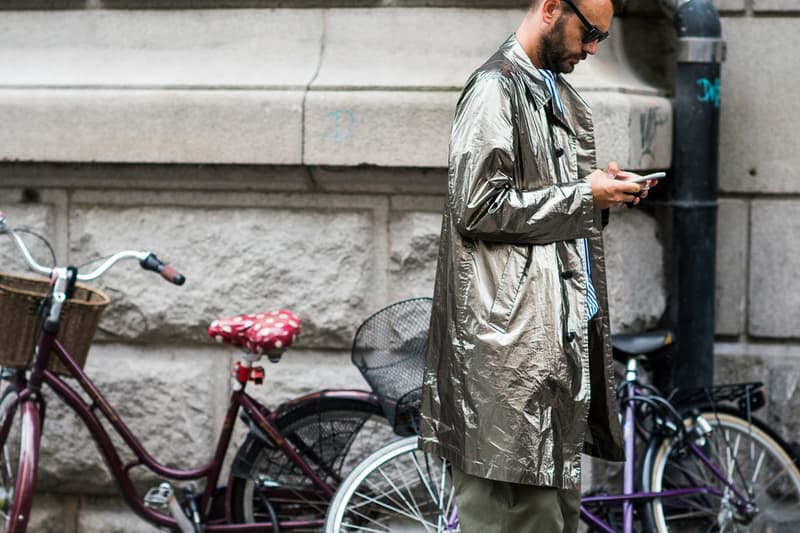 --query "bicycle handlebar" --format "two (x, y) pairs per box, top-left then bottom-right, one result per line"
(0, 211), (186, 285)
(5, 223), (52, 277)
